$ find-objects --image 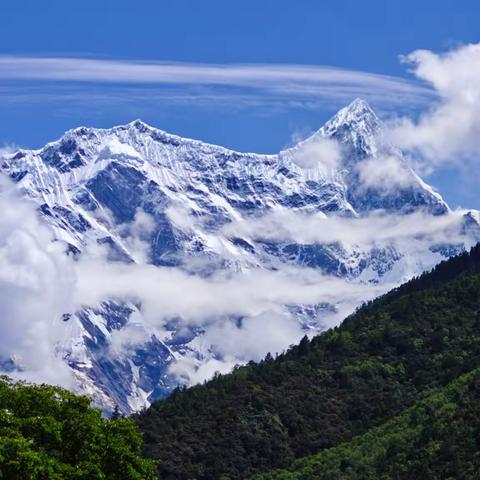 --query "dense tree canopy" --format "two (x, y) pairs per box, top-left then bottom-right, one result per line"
(0, 377), (156, 480)
(254, 368), (480, 480)
(136, 244), (480, 479)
